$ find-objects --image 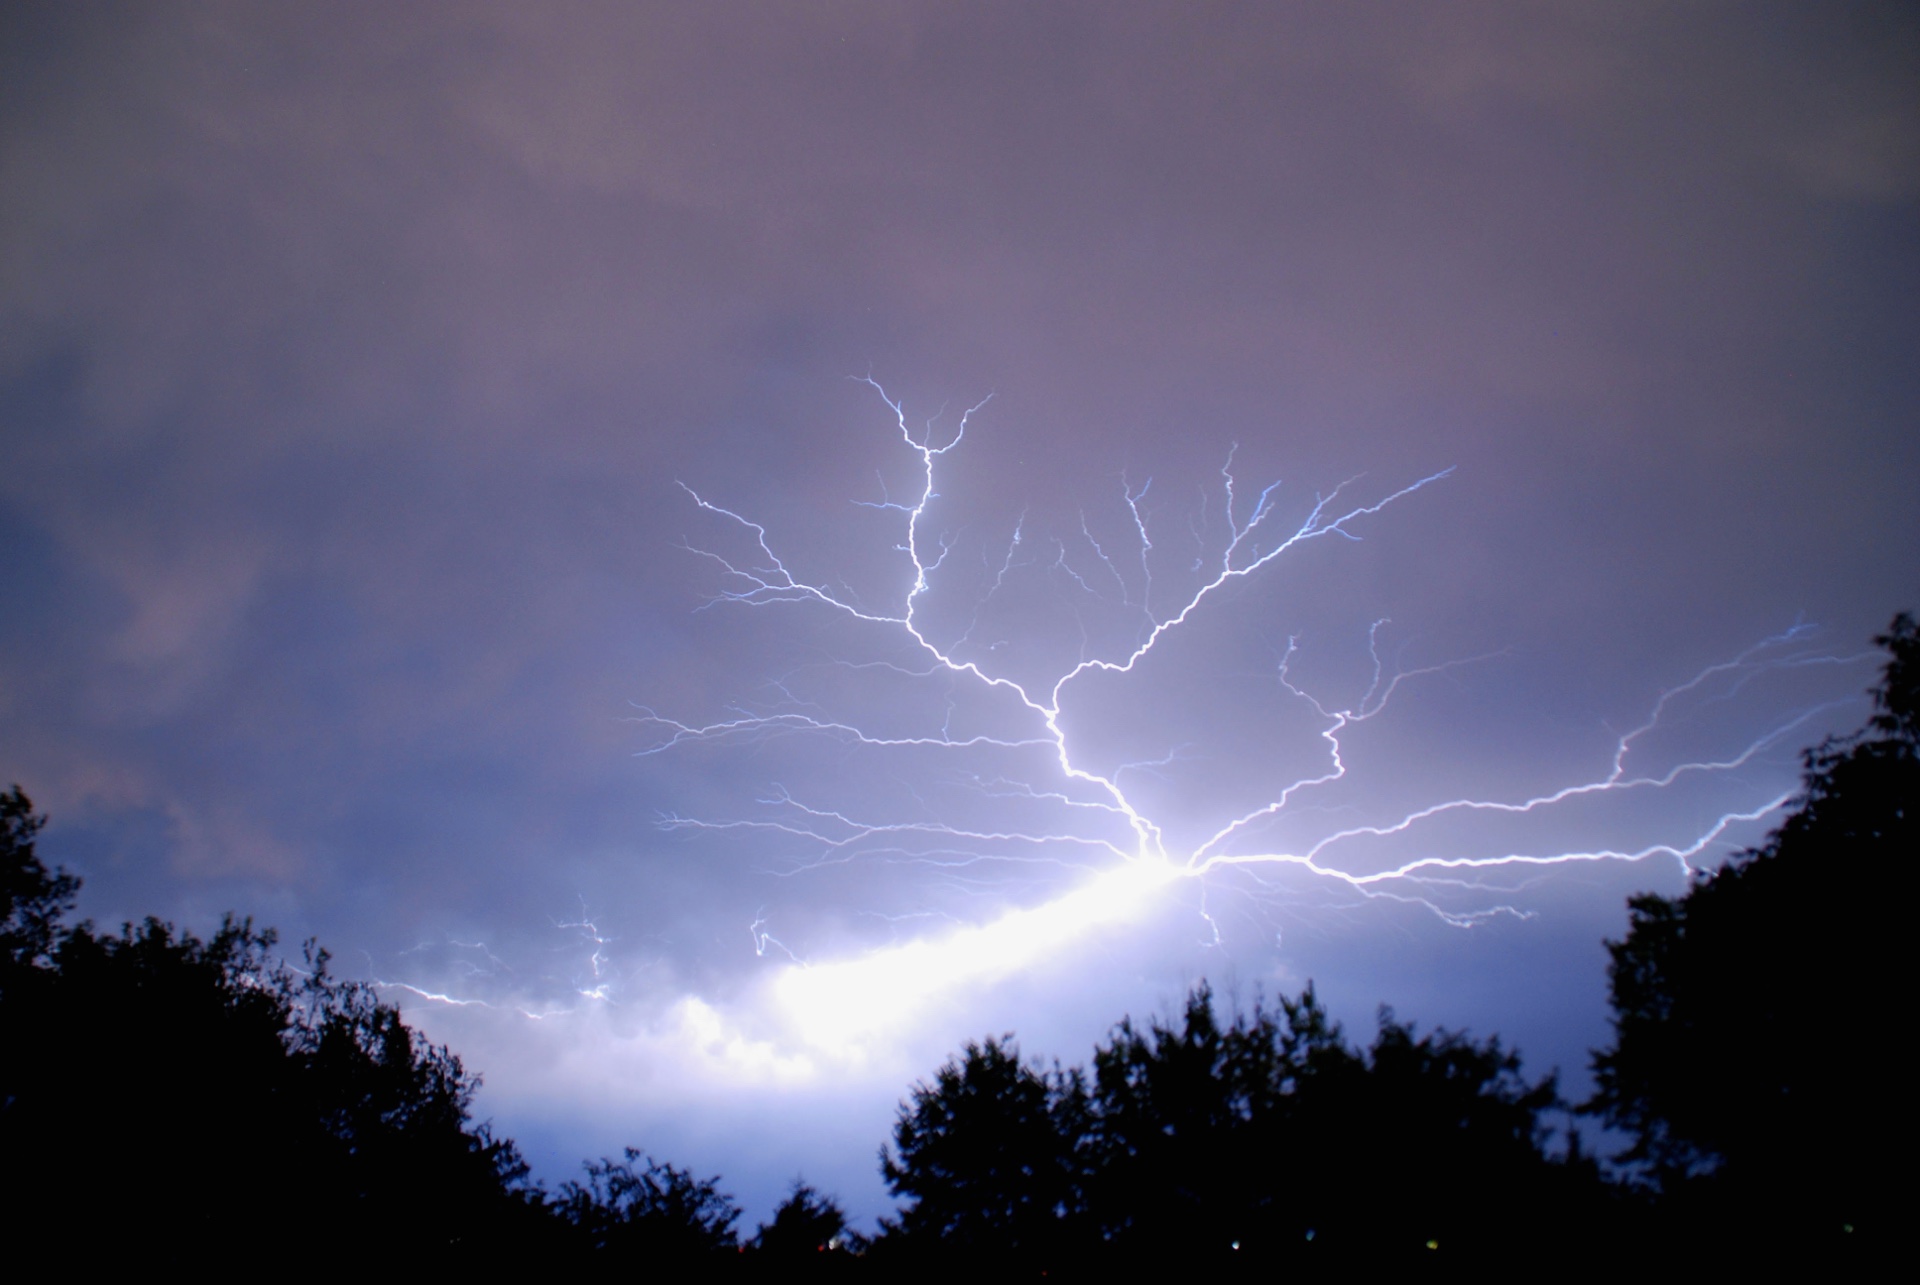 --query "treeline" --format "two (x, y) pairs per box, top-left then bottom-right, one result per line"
(2, 616), (1906, 1270)
(876, 985), (1601, 1271)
